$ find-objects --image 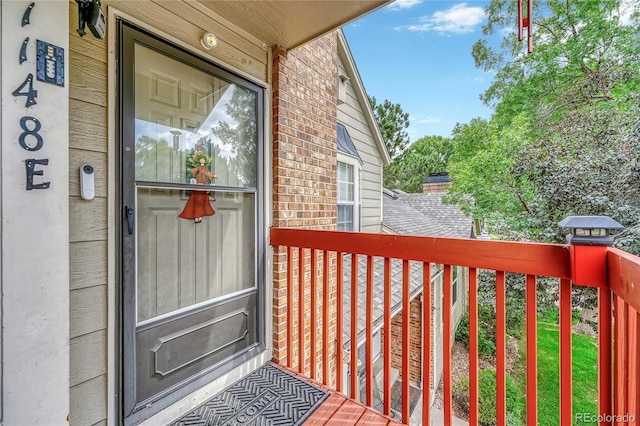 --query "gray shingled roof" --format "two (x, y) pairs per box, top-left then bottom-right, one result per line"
(342, 256), (436, 348)
(342, 189), (471, 348)
(383, 190), (473, 239)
